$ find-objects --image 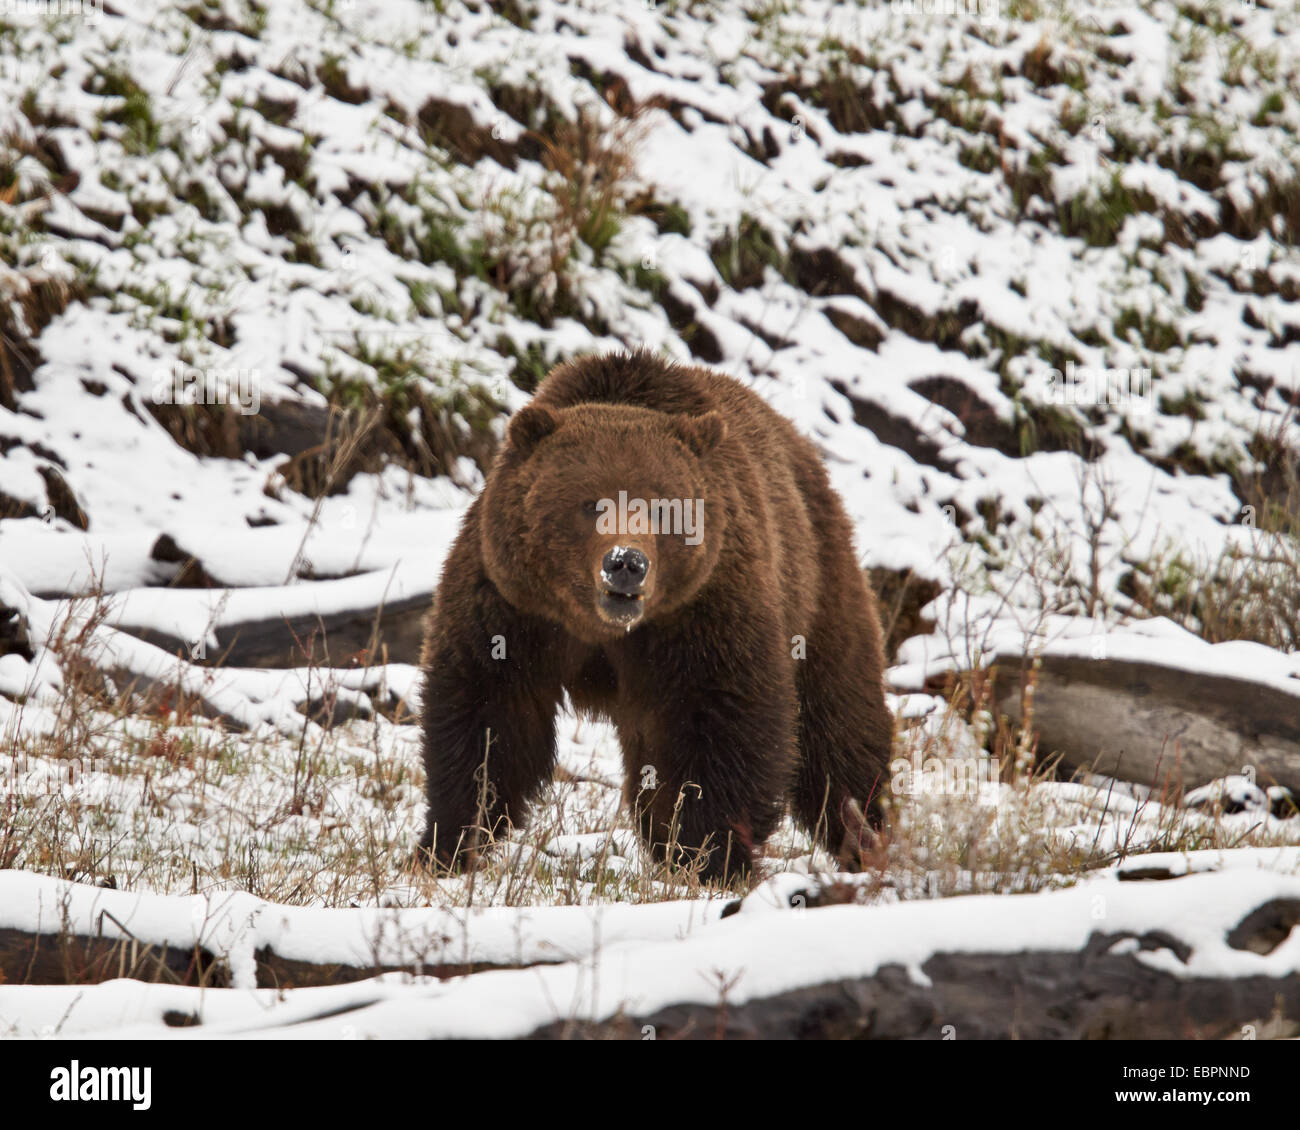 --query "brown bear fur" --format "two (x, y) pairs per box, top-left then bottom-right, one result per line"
(418, 349), (893, 882)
